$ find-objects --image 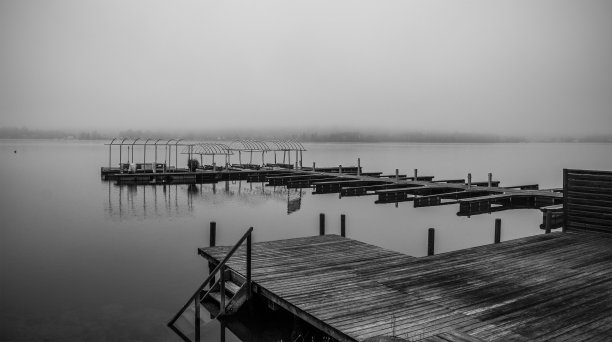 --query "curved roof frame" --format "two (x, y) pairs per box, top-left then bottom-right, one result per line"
(229, 139), (271, 152)
(181, 143), (233, 155)
(267, 139), (306, 152)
